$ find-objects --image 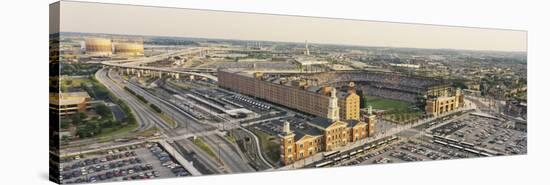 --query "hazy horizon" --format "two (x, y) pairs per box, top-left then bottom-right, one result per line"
(56, 1), (527, 52)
